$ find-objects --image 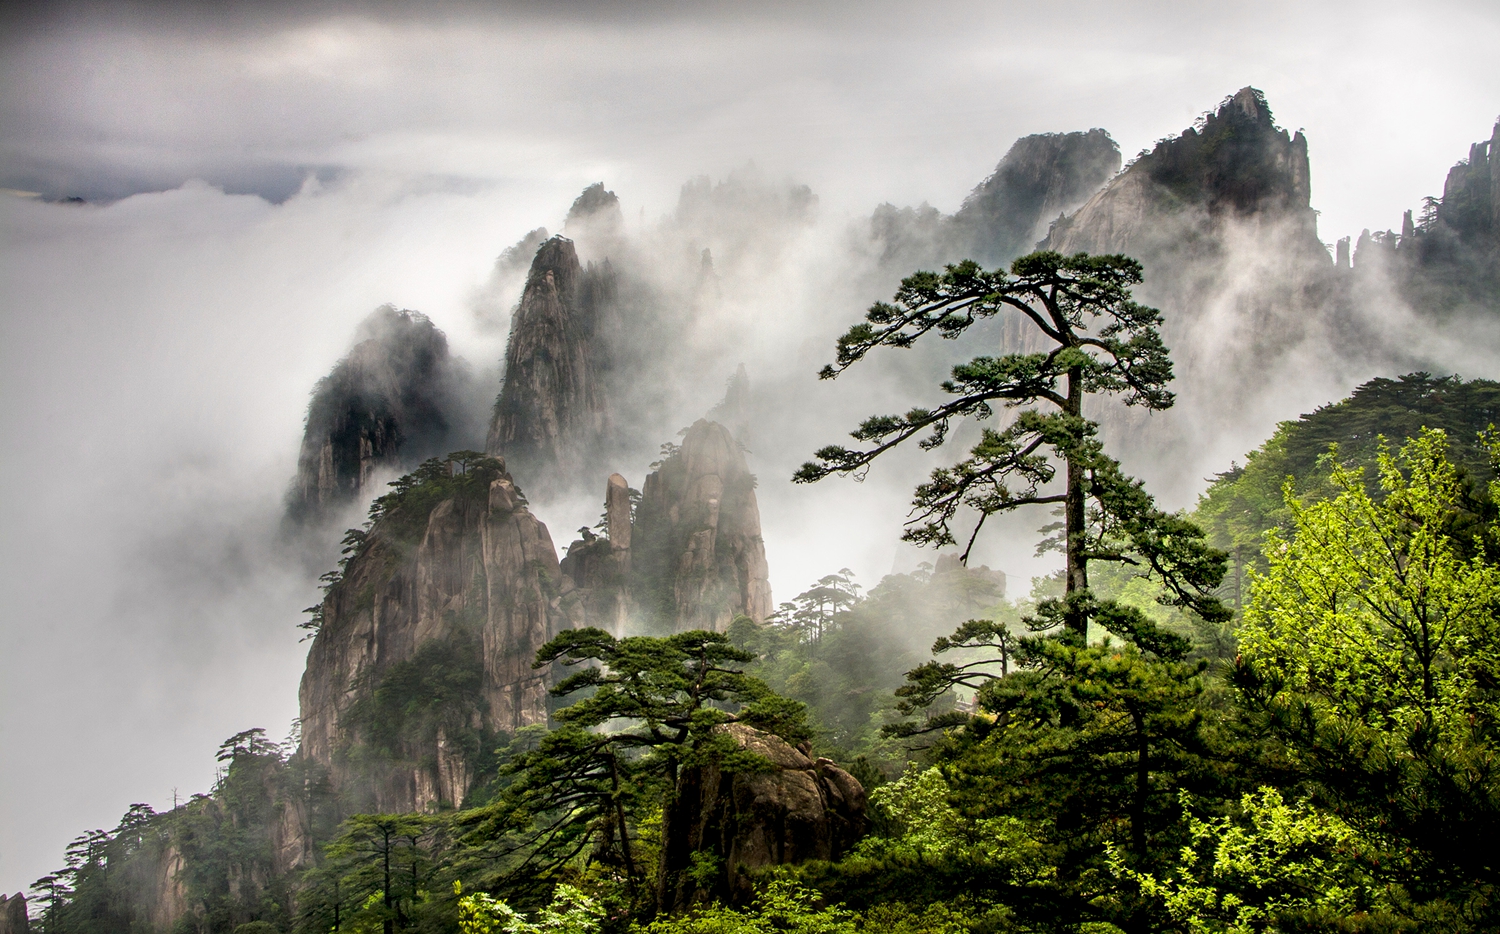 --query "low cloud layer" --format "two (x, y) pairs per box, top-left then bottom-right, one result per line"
(3, 0), (1499, 898)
